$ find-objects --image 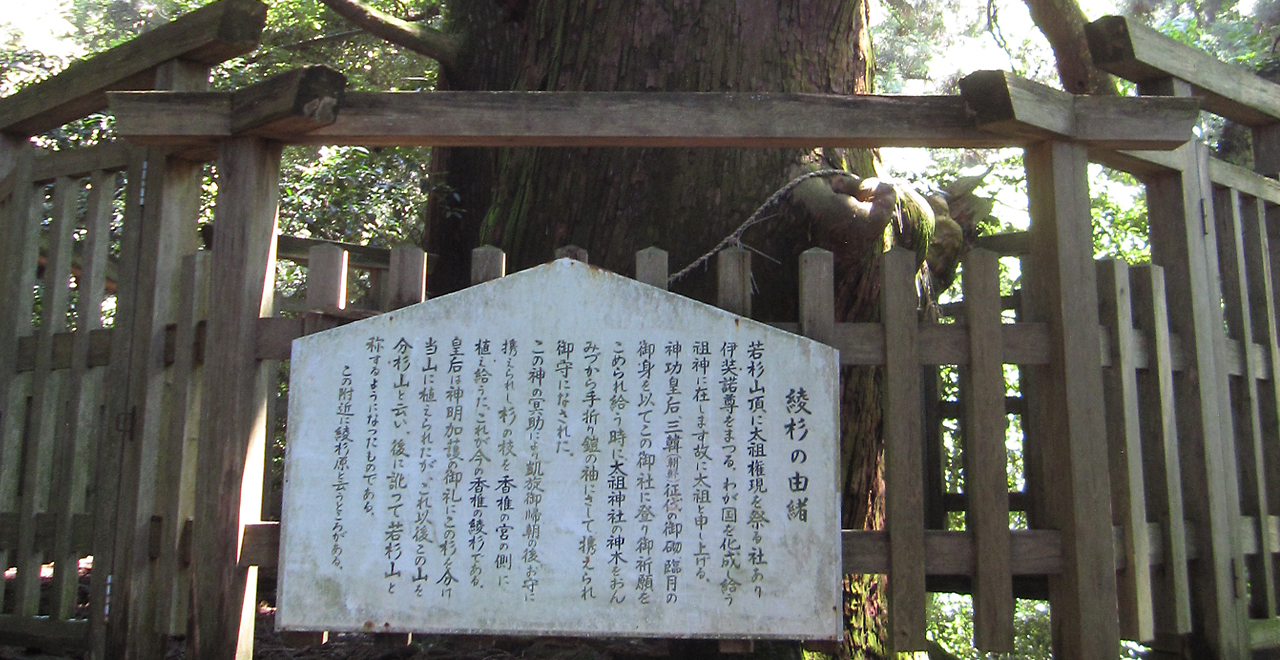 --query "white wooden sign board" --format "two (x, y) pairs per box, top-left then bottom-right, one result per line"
(278, 259), (841, 639)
